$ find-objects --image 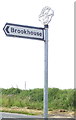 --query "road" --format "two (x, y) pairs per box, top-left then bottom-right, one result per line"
(0, 112), (75, 120)
(0, 112), (41, 119)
